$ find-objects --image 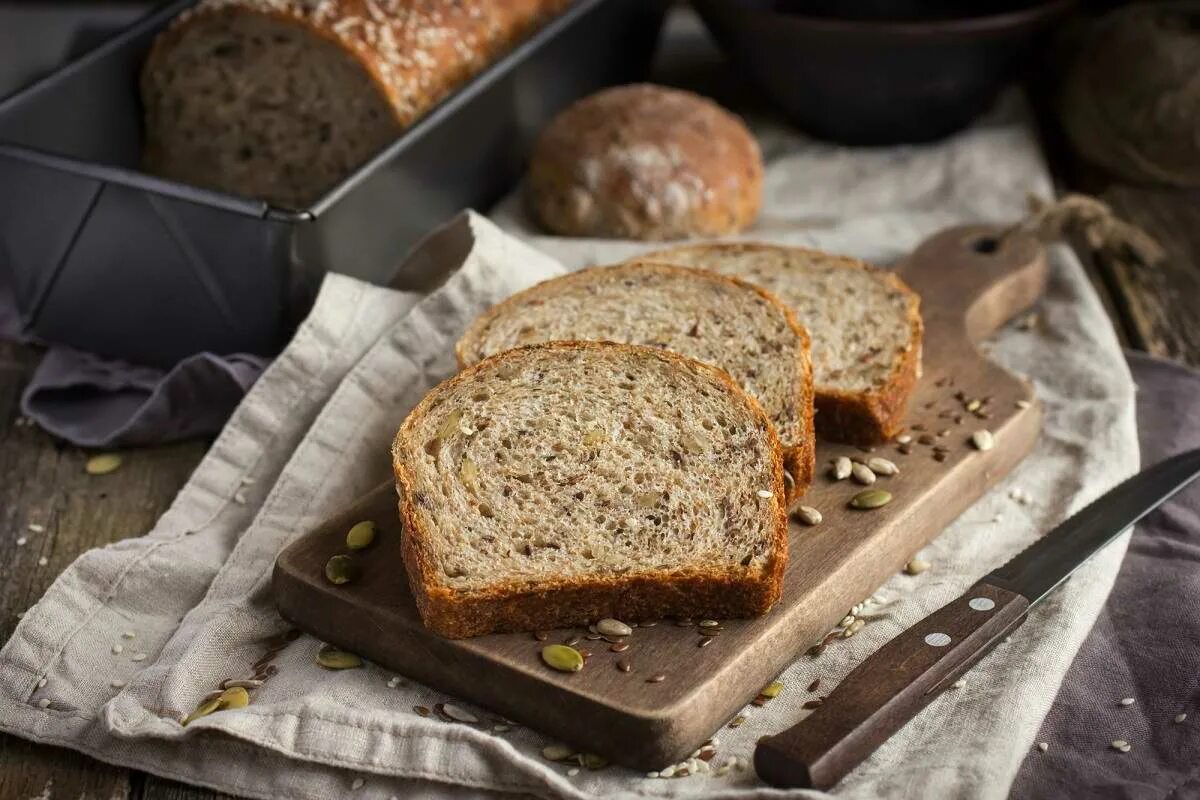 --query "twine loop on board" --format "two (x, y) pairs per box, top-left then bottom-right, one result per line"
(1000, 193), (1165, 267)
